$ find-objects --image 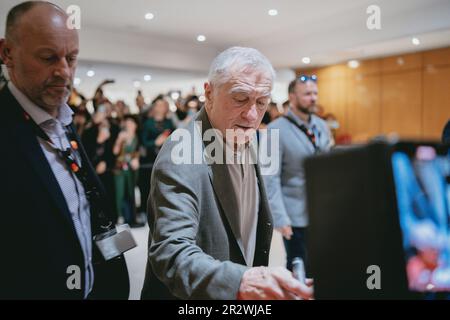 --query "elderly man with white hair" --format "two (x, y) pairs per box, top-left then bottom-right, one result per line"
(141, 47), (313, 300)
